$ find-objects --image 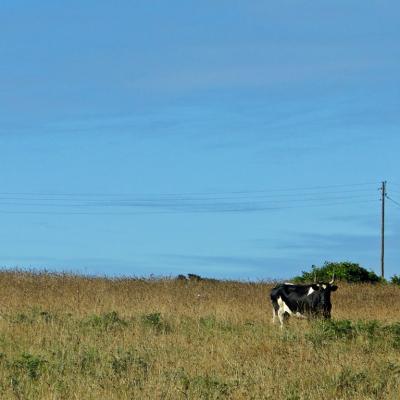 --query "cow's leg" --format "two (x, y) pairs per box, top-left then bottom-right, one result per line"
(271, 300), (279, 324)
(277, 306), (286, 328)
(277, 297), (291, 329)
